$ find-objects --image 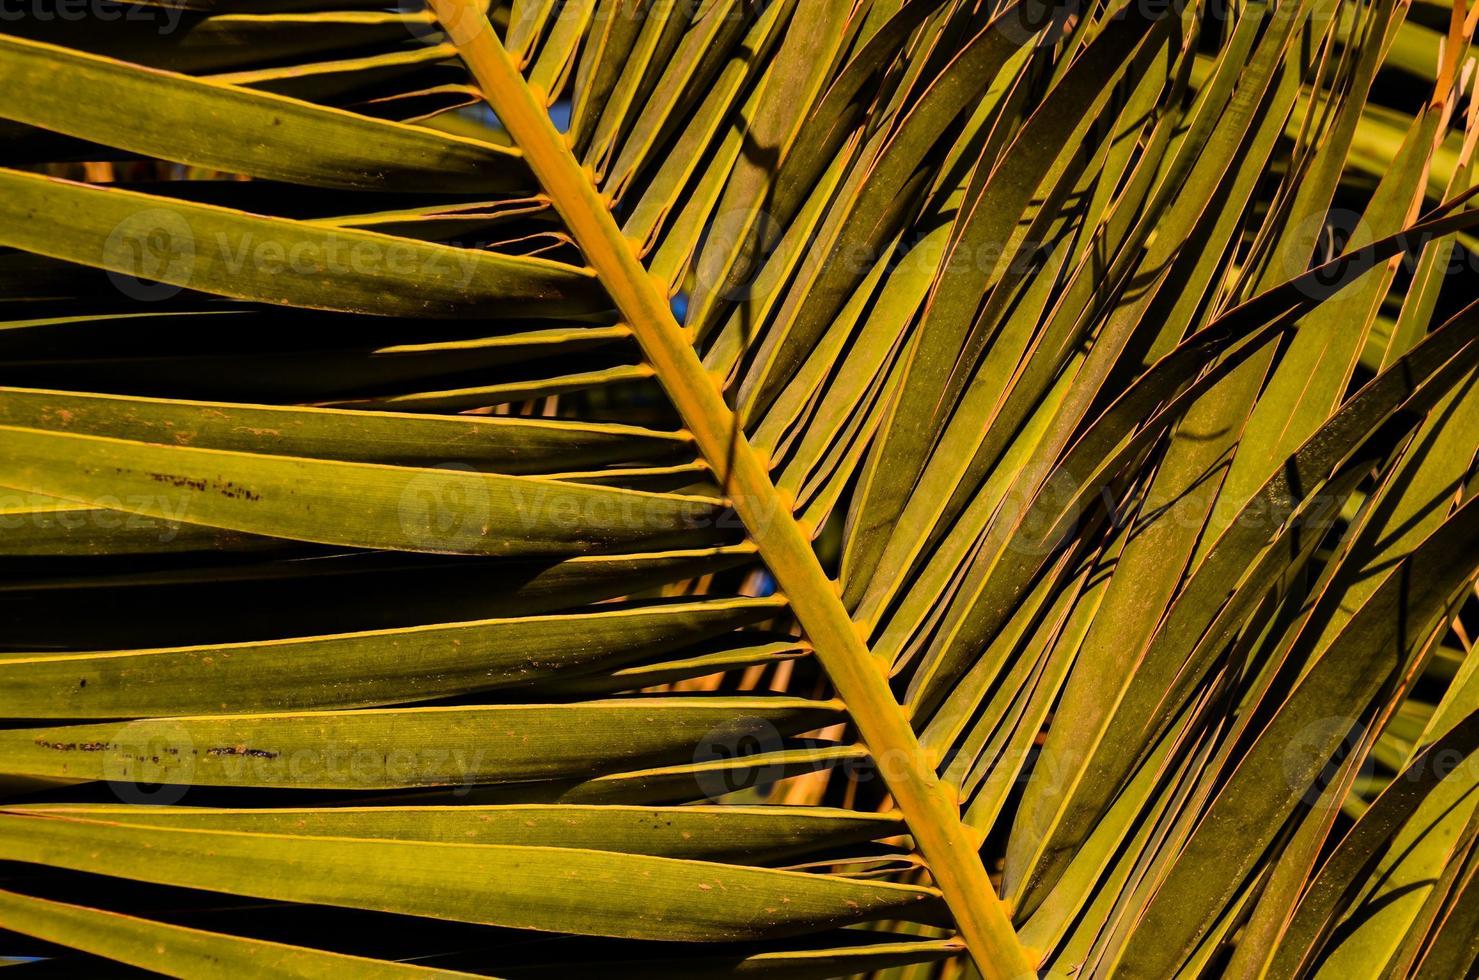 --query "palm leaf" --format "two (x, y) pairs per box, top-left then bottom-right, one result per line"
(1, 1), (1476, 978)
